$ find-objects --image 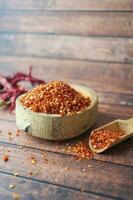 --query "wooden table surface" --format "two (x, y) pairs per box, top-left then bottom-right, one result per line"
(0, 1), (133, 200)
